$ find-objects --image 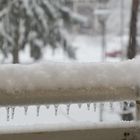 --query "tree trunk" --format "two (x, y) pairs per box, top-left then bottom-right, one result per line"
(127, 0), (139, 59)
(12, 45), (19, 64)
(122, 0), (140, 121)
(12, 26), (20, 64)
